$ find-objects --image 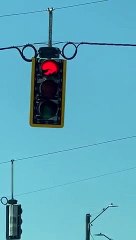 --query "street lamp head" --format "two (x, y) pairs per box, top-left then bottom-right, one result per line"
(94, 233), (103, 236)
(94, 233), (113, 240)
(108, 203), (118, 208)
